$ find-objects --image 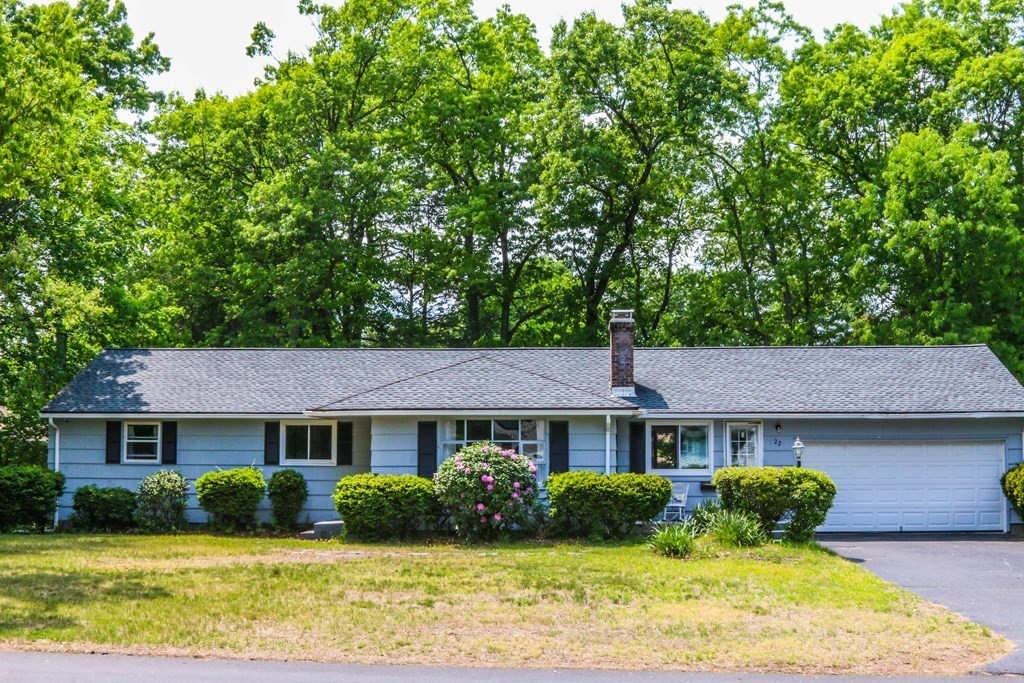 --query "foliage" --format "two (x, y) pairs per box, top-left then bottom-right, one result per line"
(1001, 463), (1024, 523)
(712, 467), (837, 543)
(0, 466), (65, 532)
(646, 522), (696, 557)
(686, 499), (724, 536)
(433, 442), (540, 542)
(195, 467), (266, 531)
(332, 473), (435, 540)
(267, 469), (309, 531)
(71, 485), (137, 531)
(703, 508), (766, 547)
(134, 470), (189, 533)
(546, 471), (673, 539)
